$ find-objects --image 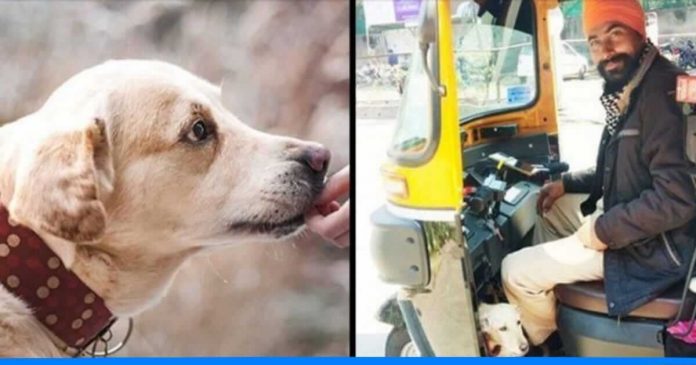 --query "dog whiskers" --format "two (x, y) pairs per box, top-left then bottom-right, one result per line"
(262, 244), (289, 262)
(293, 228), (311, 242)
(205, 255), (230, 284)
